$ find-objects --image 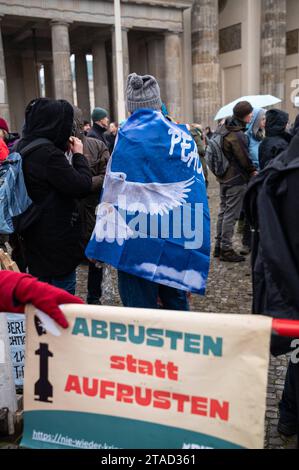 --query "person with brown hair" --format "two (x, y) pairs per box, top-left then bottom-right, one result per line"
(214, 101), (257, 263)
